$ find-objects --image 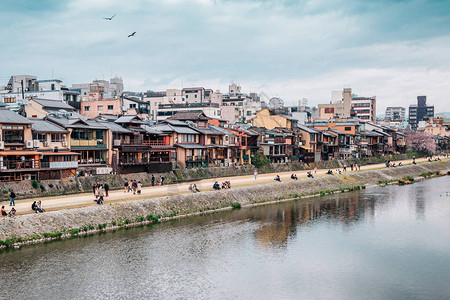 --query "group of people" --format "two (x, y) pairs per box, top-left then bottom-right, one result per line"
(93, 182), (110, 204)
(188, 184), (201, 193)
(31, 201), (44, 213)
(123, 180), (143, 195)
(290, 174), (299, 180)
(342, 163), (361, 172)
(150, 174), (165, 186)
(212, 181), (232, 190)
(1, 205), (15, 218)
